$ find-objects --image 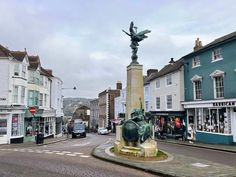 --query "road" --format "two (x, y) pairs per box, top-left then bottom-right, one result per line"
(0, 134), (159, 177)
(157, 140), (236, 166)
